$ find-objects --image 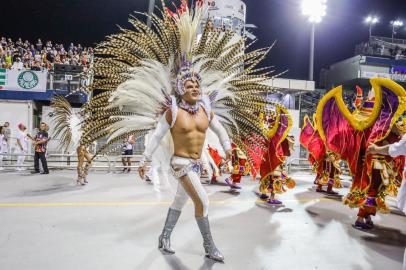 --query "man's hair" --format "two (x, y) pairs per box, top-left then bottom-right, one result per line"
(184, 78), (200, 86)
